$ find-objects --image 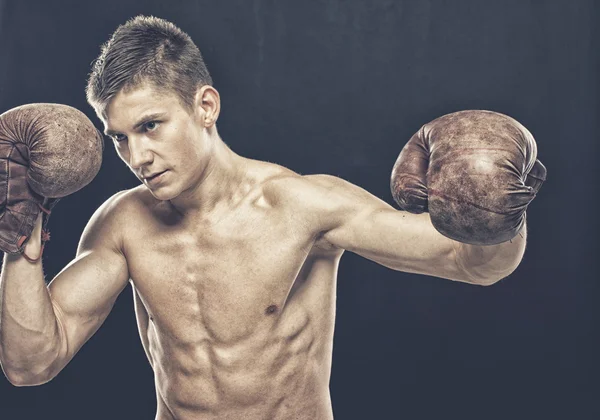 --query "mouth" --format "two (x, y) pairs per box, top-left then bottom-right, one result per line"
(143, 170), (167, 184)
